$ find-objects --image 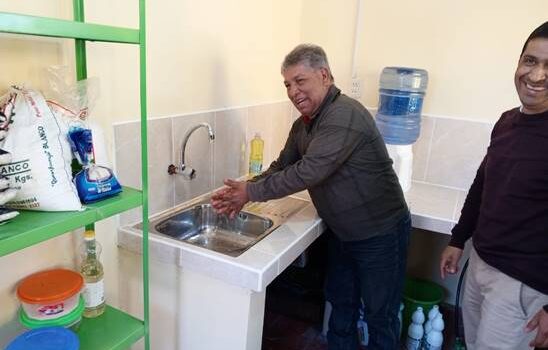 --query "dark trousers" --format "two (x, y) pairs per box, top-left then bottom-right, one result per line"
(325, 213), (411, 350)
